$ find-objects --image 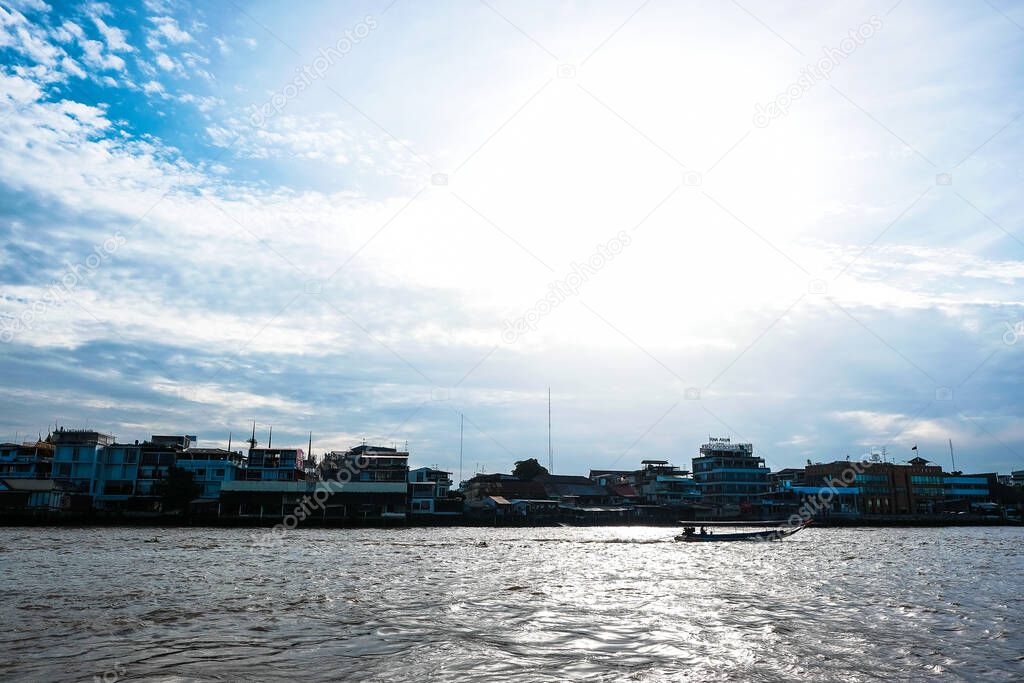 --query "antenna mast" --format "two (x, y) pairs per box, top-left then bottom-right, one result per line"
(949, 438), (956, 472)
(459, 412), (464, 486)
(547, 387), (553, 474)
(247, 420), (257, 452)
